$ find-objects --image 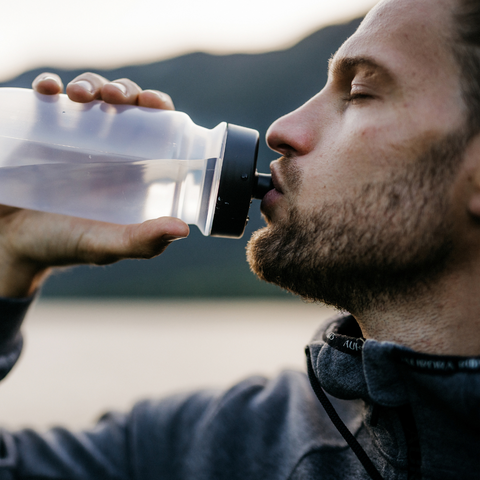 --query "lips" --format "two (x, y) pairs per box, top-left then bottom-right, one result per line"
(260, 163), (284, 216)
(270, 166), (284, 194)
